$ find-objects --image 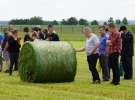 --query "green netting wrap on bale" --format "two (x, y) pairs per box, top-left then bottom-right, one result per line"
(19, 41), (77, 83)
